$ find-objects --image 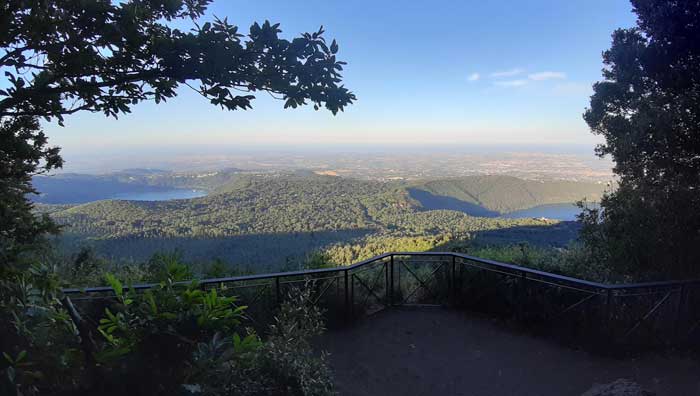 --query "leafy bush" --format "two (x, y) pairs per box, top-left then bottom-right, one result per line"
(303, 251), (336, 270)
(147, 251), (194, 282)
(184, 286), (334, 396)
(203, 258), (231, 279)
(2, 258), (336, 395)
(0, 264), (81, 396)
(91, 270), (249, 394)
(253, 287), (334, 395)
